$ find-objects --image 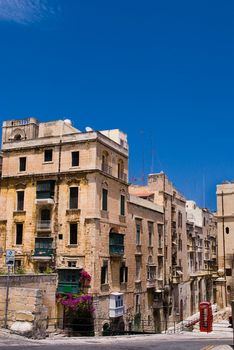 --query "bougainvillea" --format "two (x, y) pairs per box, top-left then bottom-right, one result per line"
(56, 293), (95, 314)
(80, 270), (91, 288)
(56, 270), (94, 316)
